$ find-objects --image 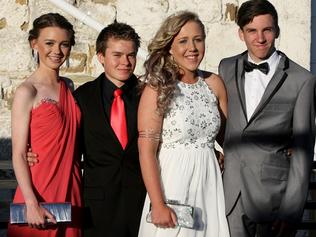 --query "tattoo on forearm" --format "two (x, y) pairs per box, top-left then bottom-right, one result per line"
(138, 129), (161, 141)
